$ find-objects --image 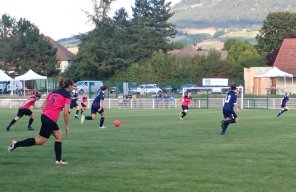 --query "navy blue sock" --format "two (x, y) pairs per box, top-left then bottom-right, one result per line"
(100, 117), (105, 127)
(55, 141), (62, 161)
(28, 118), (34, 127)
(8, 119), (16, 127)
(15, 138), (36, 148)
(85, 116), (92, 120)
